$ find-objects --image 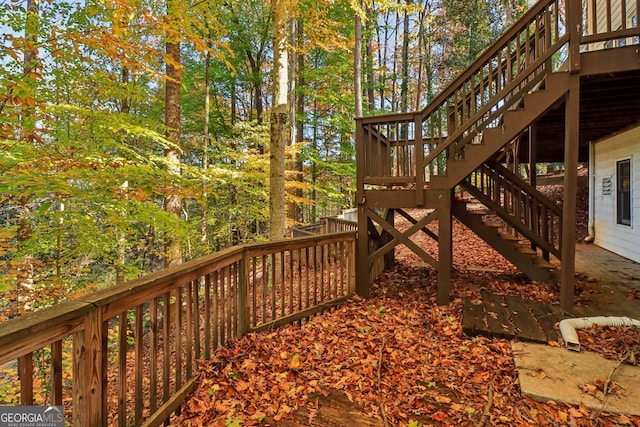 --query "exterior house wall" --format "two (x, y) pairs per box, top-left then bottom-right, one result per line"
(593, 126), (640, 263)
